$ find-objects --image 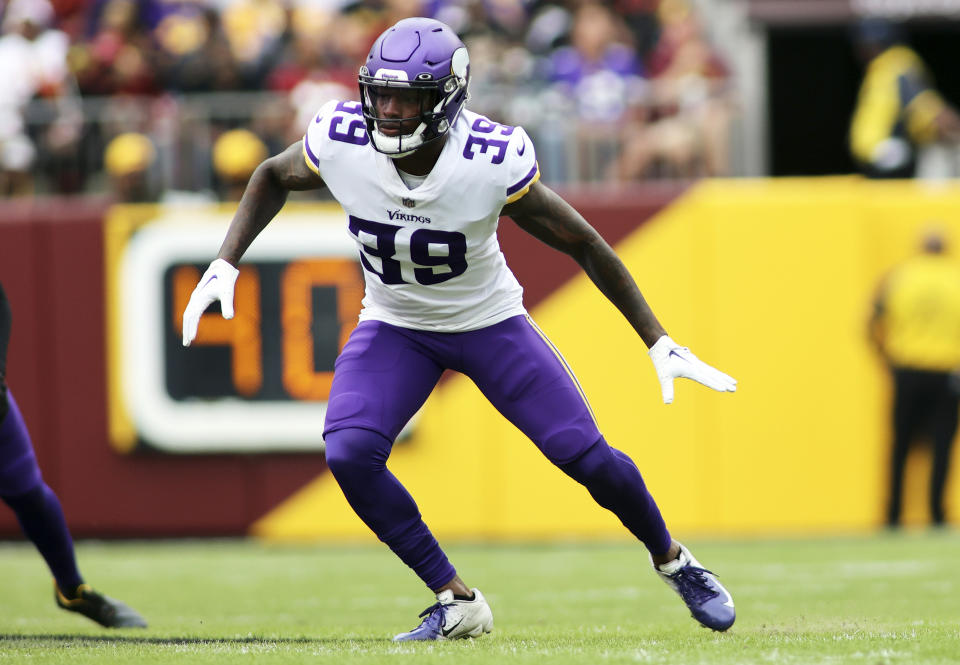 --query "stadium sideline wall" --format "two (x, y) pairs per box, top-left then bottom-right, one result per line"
(1, 179), (956, 541)
(0, 187), (683, 539)
(253, 178), (960, 541)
